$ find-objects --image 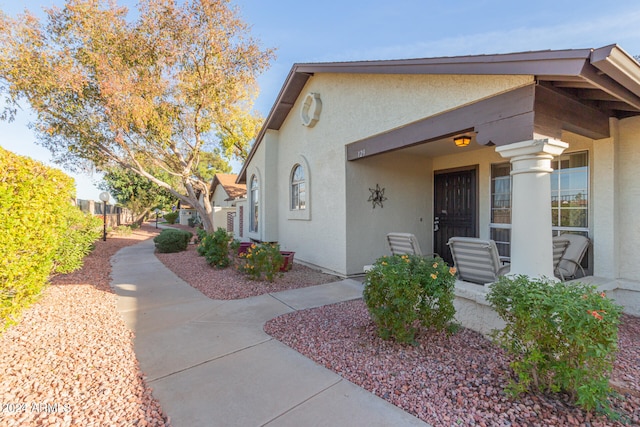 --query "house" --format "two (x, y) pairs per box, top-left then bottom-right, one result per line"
(209, 173), (246, 233)
(236, 45), (640, 325)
